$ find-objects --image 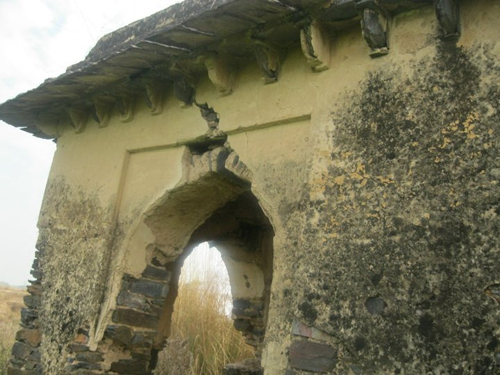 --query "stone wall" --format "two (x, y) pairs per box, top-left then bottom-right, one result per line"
(278, 41), (500, 374)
